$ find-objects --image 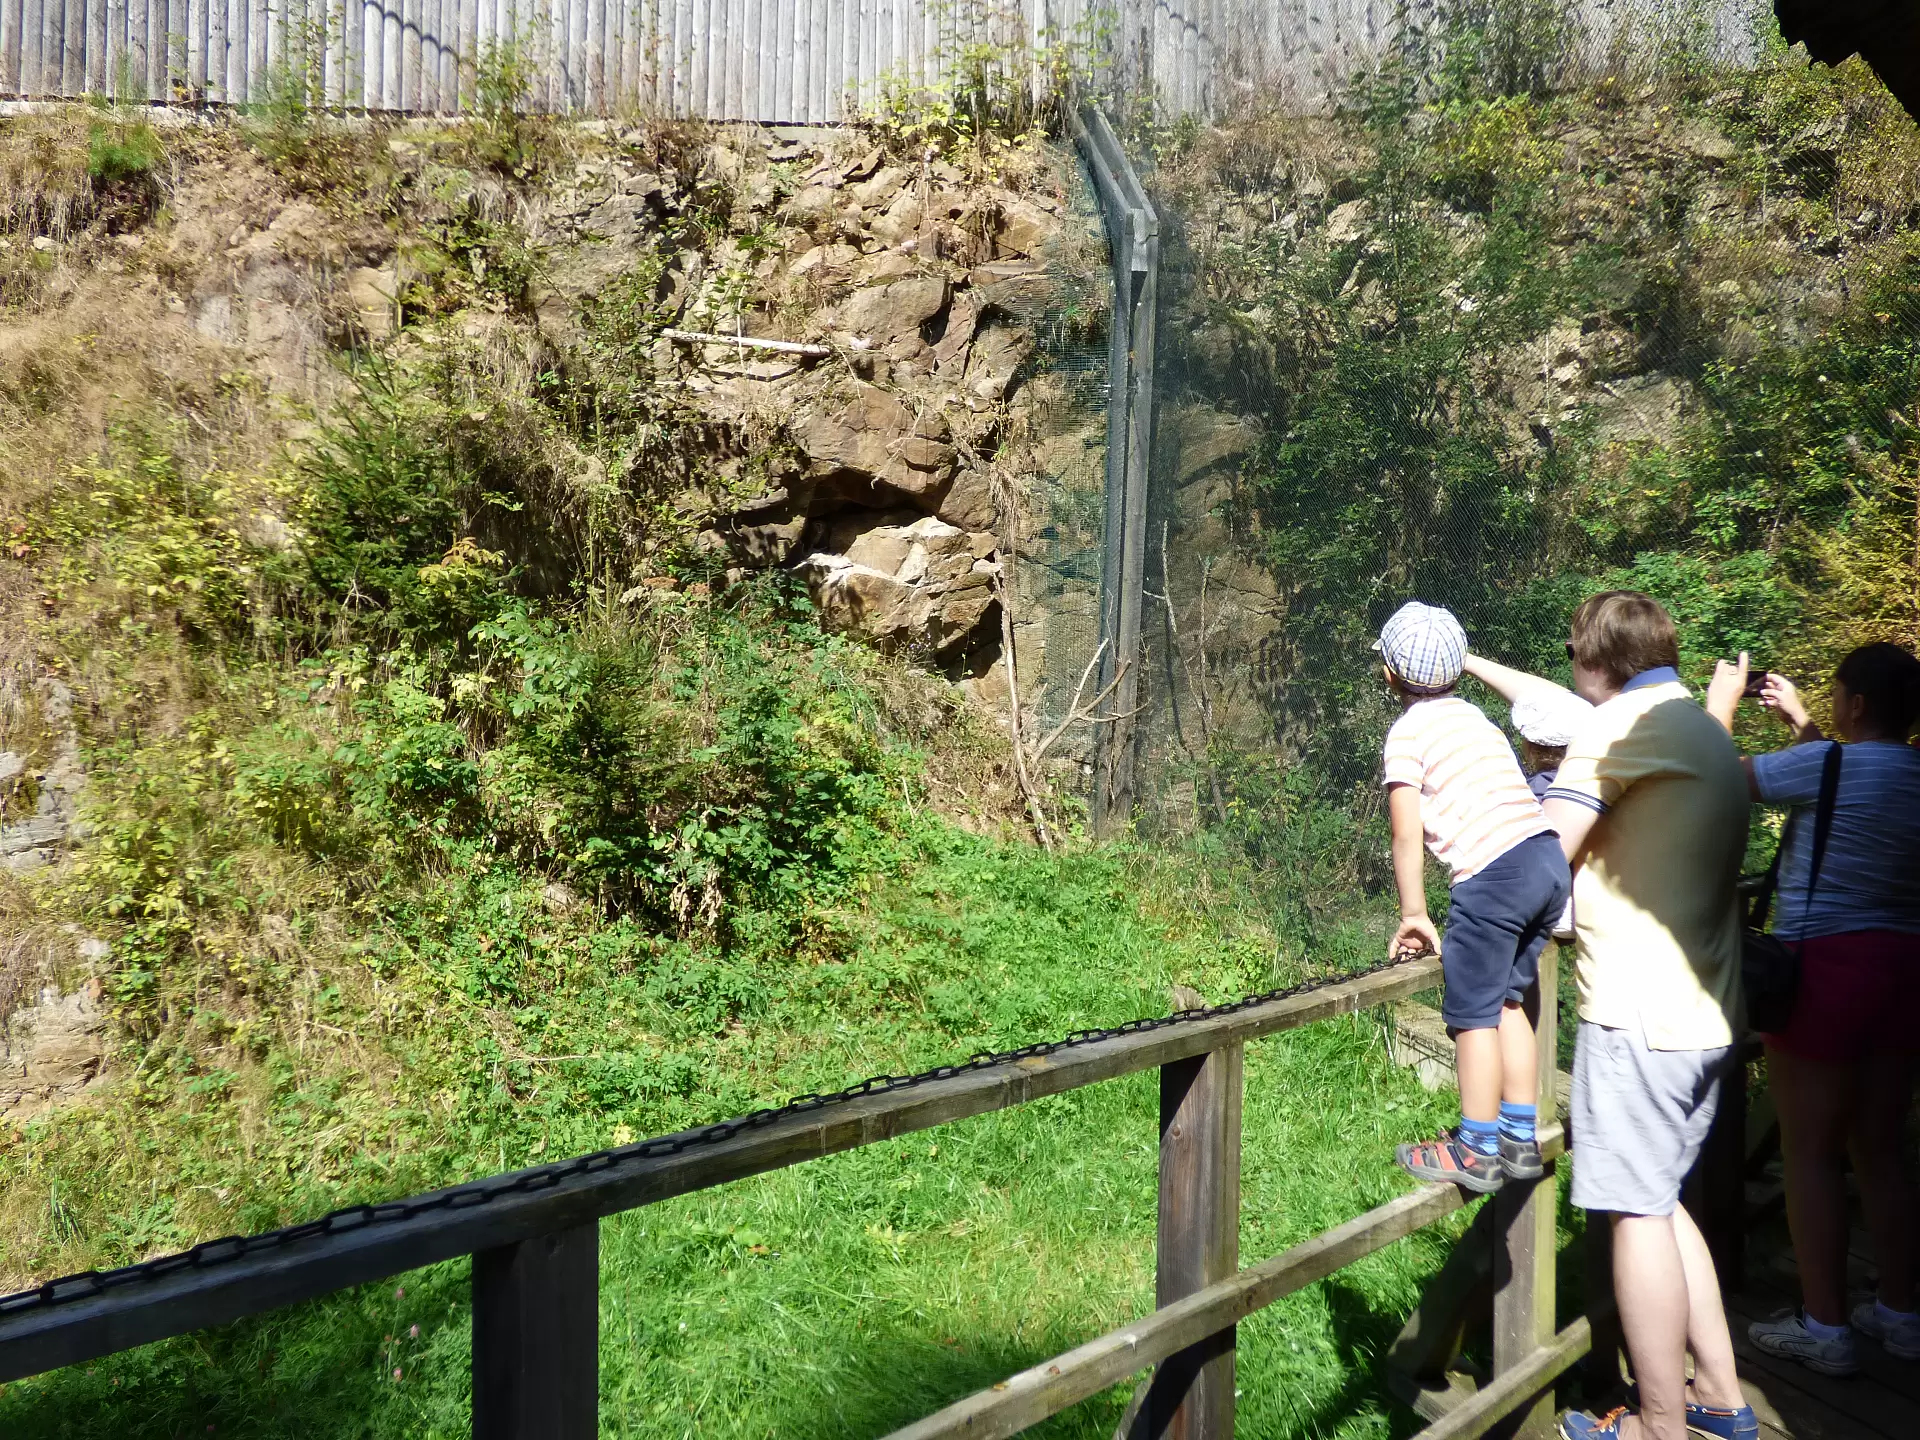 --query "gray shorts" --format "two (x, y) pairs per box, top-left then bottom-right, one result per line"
(1570, 1021), (1732, 1217)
